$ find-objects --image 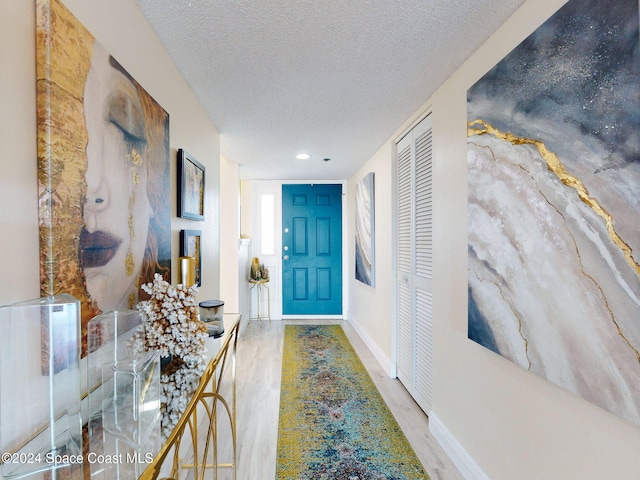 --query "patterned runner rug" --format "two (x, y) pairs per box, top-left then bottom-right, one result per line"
(276, 325), (429, 479)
